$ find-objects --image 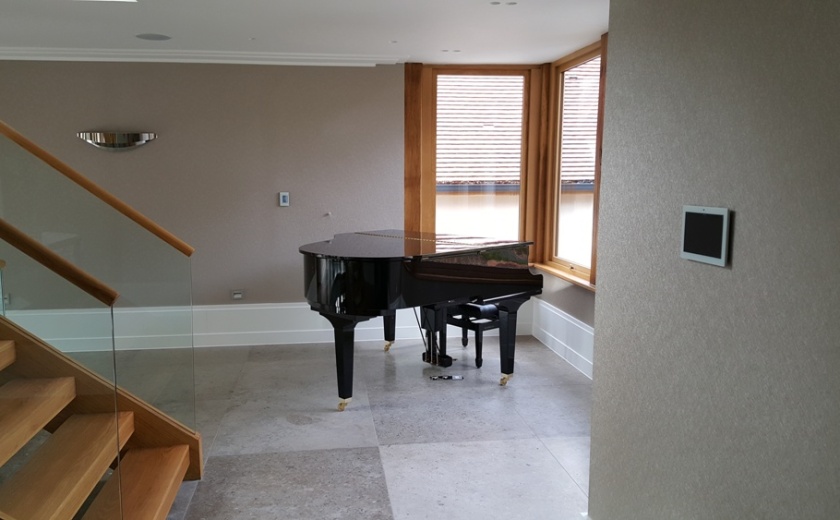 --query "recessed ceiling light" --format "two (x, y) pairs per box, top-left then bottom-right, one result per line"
(136, 33), (171, 41)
